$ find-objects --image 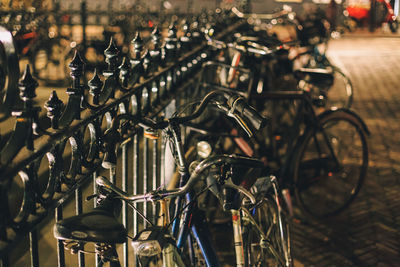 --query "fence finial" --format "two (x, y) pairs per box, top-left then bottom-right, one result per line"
(132, 32), (144, 60)
(88, 69), (103, 104)
(104, 38), (119, 75)
(118, 57), (131, 87)
(44, 91), (64, 129)
(18, 65), (38, 102)
(69, 50), (85, 79)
